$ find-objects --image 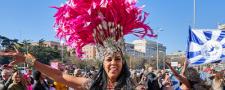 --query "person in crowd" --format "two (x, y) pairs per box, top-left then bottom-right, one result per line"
(147, 66), (154, 73)
(161, 72), (173, 90)
(166, 59), (208, 90)
(136, 69), (145, 84)
(73, 69), (82, 77)
(175, 63), (183, 74)
(7, 71), (26, 90)
(89, 66), (97, 79)
(24, 69), (33, 90)
(42, 75), (54, 90)
(203, 65), (212, 73)
(200, 68), (214, 88)
(210, 72), (224, 90)
(130, 69), (138, 86)
(0, 66), (13, 90)
(33, 71), (49, 90)
(161, 69), (166, 75)
(223, 70), (225, 77)
(146, 71), (162, 90)
(138, 72), (148, 88)
(42, 74), (54, 90)
(156, 70), (163, 88)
